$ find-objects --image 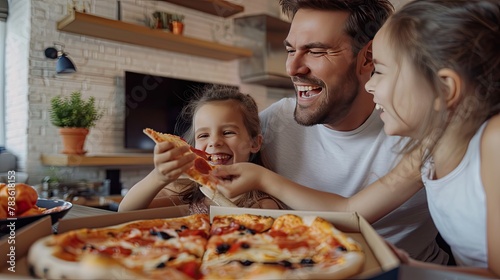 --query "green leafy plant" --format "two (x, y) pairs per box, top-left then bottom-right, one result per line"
(171, 13), (184, 23)
(49, 91), (103, 128)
